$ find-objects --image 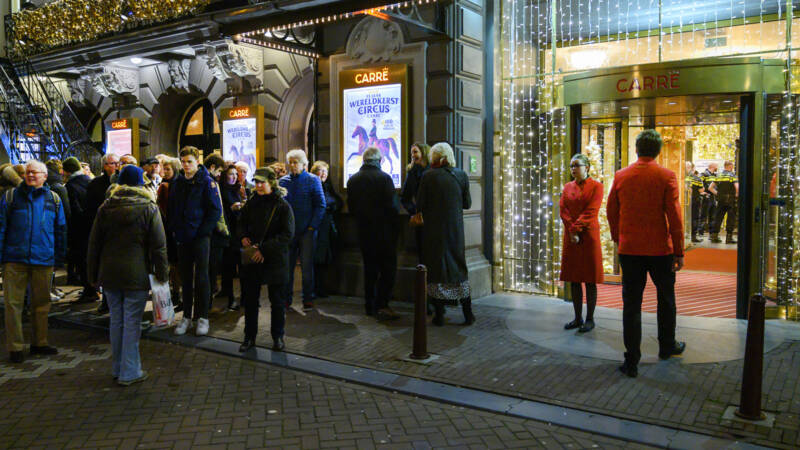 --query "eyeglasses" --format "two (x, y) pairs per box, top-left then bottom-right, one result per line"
(570, 164), (586, 168)
(25, 170), (45, 175)
(104, 161), (119, 166)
